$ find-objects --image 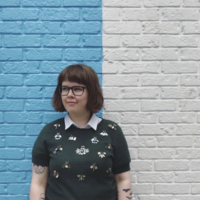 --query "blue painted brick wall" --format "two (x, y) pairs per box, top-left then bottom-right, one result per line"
(0, 0), (102, 199)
